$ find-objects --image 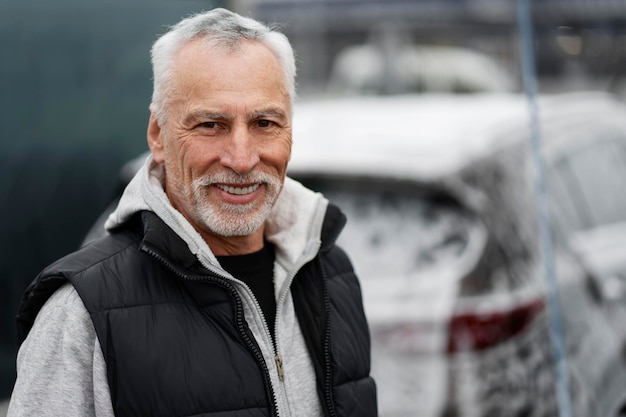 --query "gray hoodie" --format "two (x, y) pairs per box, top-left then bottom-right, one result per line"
(9, 155), (329, 417)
